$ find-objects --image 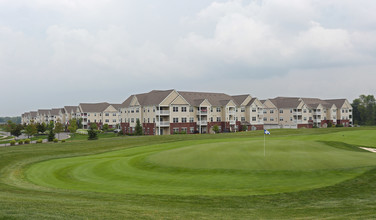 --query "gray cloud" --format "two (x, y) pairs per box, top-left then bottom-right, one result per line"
(1, 0), (376, 116)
